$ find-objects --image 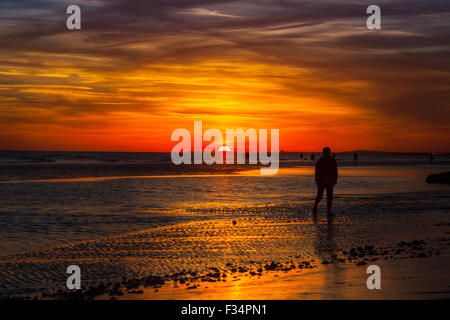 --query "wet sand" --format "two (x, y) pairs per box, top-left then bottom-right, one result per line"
(1, 204), (448, 300)
(110, 253), (450, 300)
